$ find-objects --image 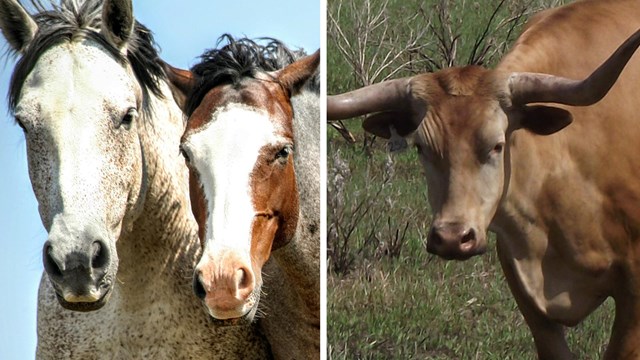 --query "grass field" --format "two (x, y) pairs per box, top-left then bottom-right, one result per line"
(327, 0), (614, 358)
